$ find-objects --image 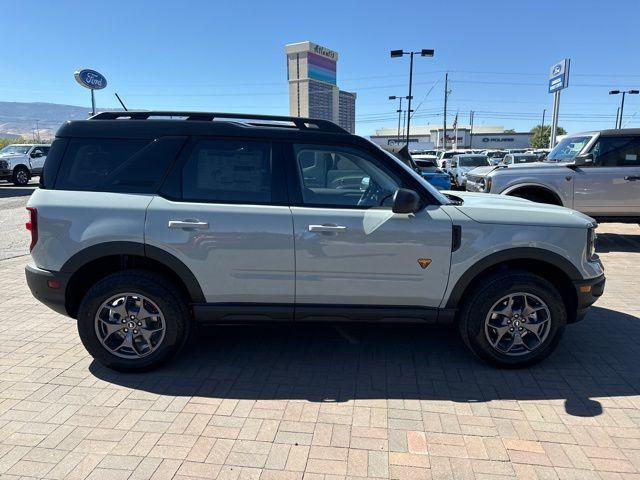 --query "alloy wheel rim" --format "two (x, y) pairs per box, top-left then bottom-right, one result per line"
(16, 170), (28, 184)
(94, 293), (166, 359)
(484, 292), (551, 356)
